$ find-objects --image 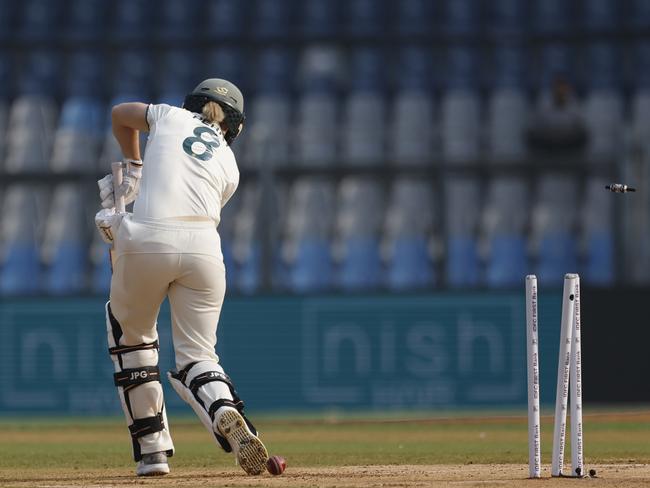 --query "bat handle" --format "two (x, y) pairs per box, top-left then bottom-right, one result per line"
(112, 161), (126, 213)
